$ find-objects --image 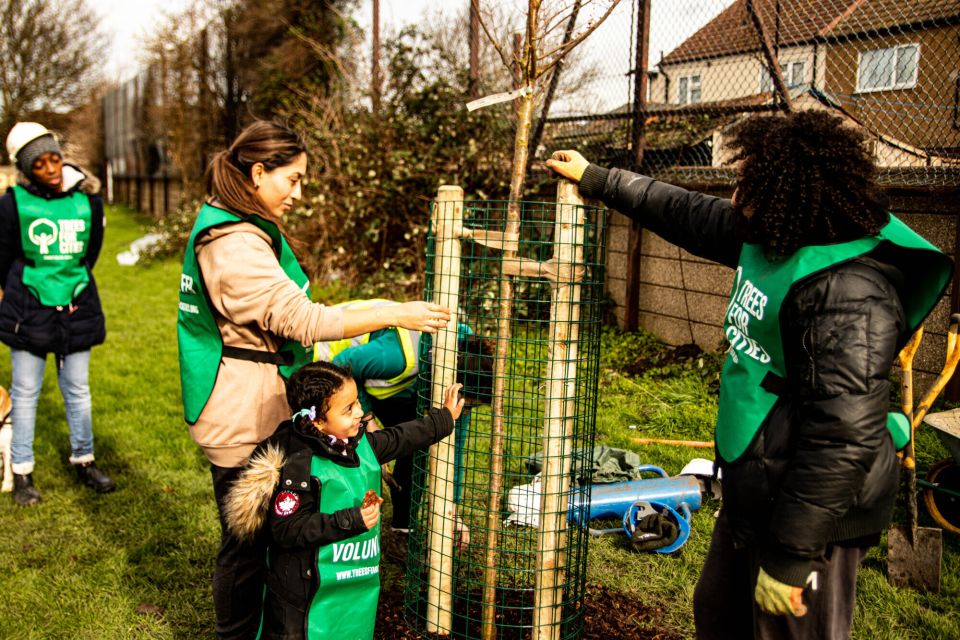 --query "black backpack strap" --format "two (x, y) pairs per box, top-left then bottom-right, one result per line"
(760, 371), (790, 397)
(222, 345), (294, 366)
